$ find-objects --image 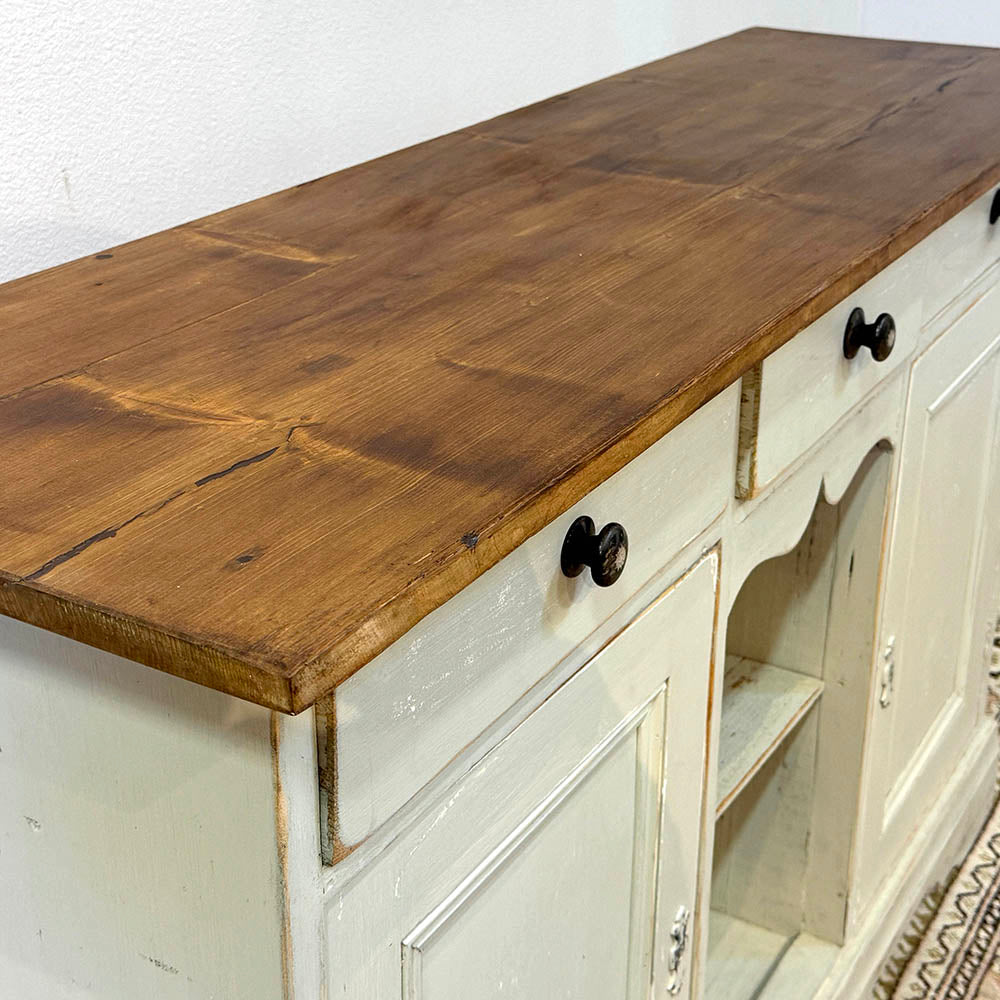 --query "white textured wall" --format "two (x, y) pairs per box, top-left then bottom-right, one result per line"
(2, 0), (997, 283)
(860, 0), (1000, 47)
